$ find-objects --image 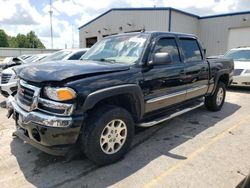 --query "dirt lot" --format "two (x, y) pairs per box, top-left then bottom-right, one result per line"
(0, 88), (250, 188)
